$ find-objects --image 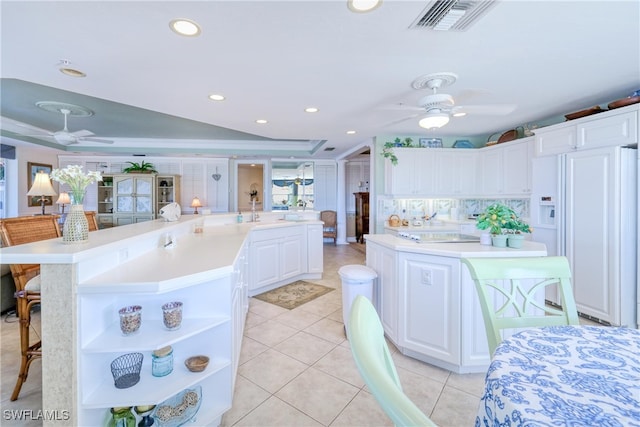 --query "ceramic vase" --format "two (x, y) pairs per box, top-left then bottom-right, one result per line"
(63, 204), (89, 244)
